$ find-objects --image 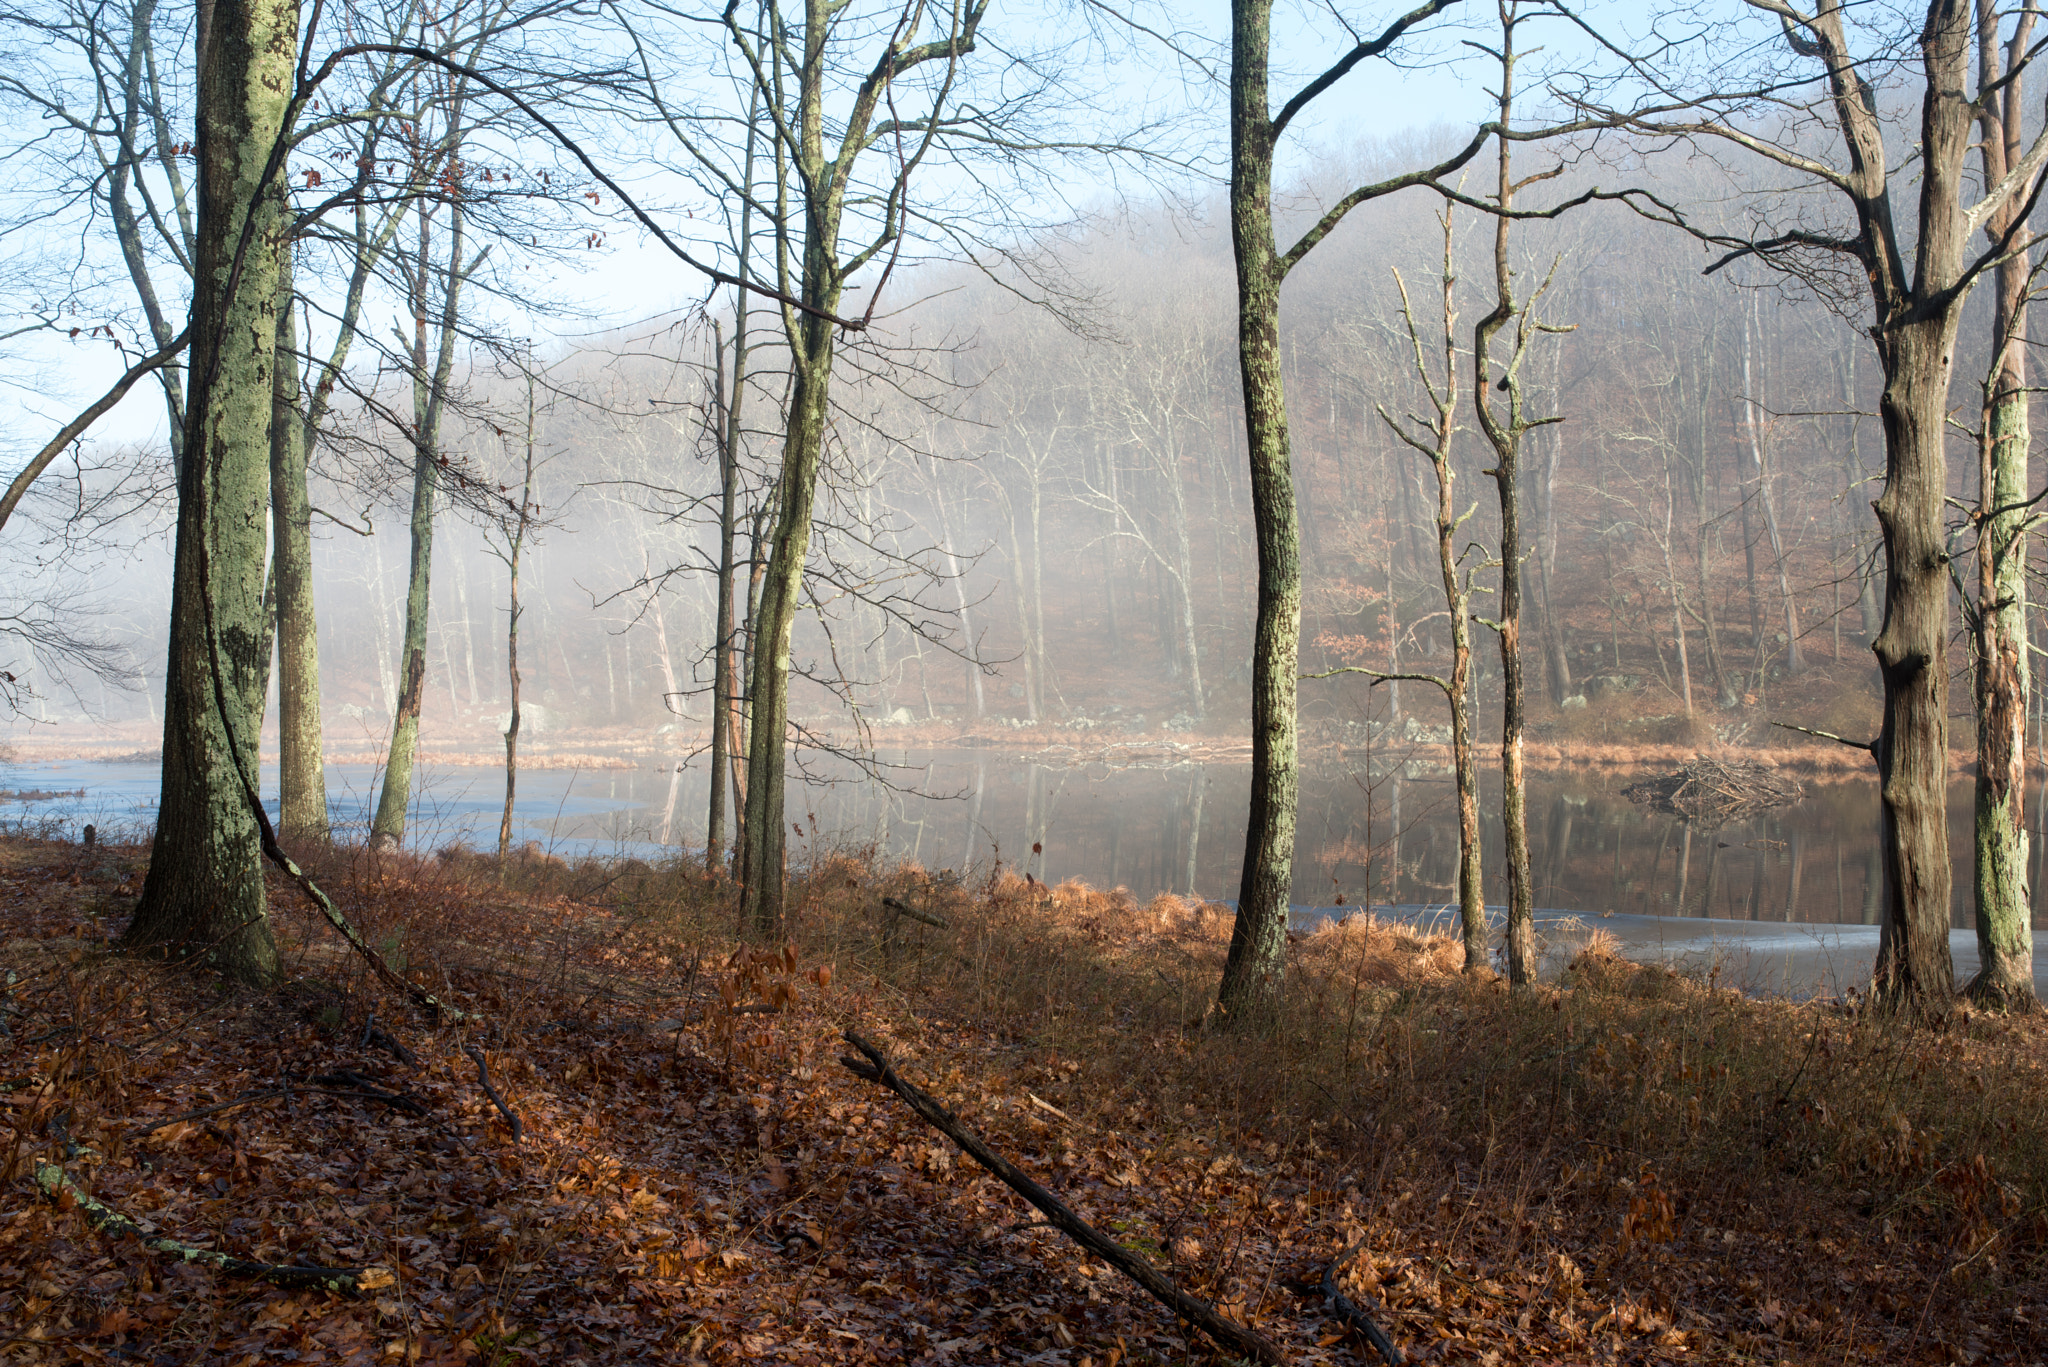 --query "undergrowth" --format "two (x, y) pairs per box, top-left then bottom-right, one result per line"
(2, 830), (2043, 1365)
